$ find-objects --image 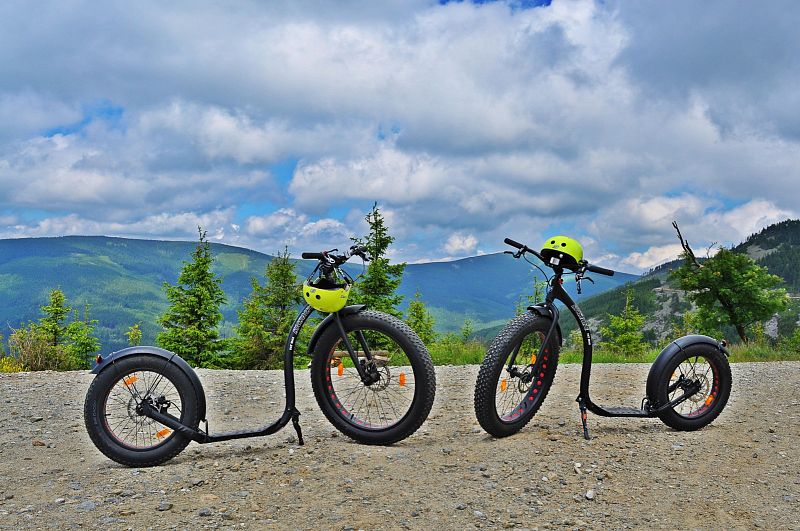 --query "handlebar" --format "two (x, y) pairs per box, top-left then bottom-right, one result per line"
(504, 237), (615, 276)
(504, 237), (524, 250)
(301, 244), (368, 264)
(586, 263), (614, 277)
